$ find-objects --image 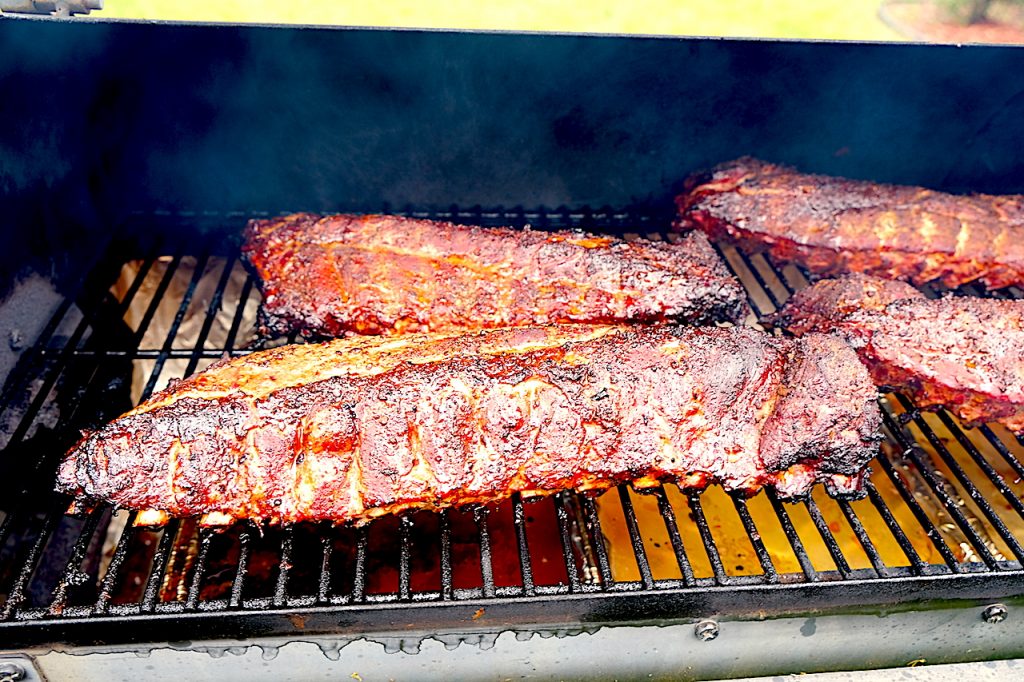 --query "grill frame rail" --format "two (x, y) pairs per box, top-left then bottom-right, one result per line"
(3, 208), (1024, 651)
